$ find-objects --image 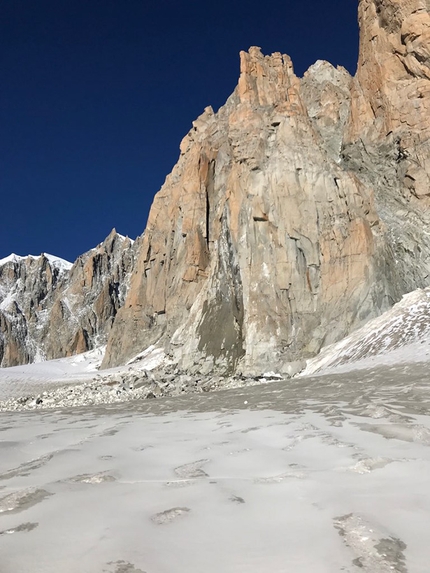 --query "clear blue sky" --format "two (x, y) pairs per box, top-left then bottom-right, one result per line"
(1, 0), (359, 262)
